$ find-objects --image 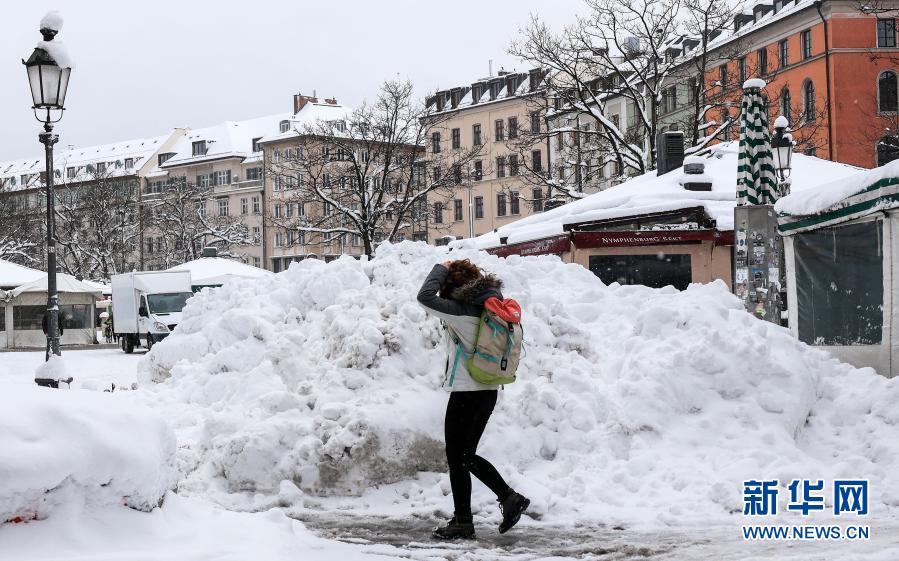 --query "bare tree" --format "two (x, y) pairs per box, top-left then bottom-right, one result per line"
(0, 187), (42, 265)
(267, 80), (484, 258)
(143, 176), (251, 269)
(53, 167), (142, 280)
